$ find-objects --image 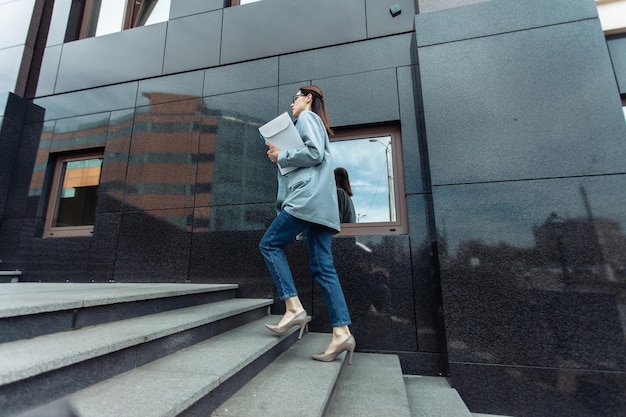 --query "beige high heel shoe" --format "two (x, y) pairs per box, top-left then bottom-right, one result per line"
(312, 335), (356, 365)
(265, 310), (308, 340)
